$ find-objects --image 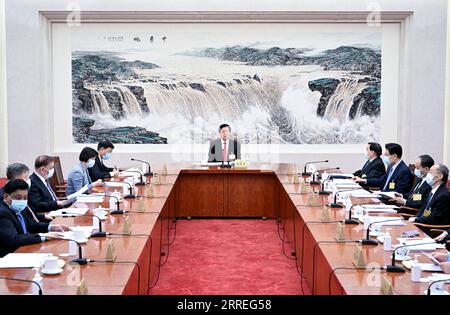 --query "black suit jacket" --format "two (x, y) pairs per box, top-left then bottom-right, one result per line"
(366, 160), (413, 194)
(354, 157), (386, 180)
(402, 178), (432, 209)
(88, 156), (113, 181)
(415, 184), (450, 226)
(28, 173), (60, 212)
(0, 187), (49, 222)
(0, 200), (48, 257)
